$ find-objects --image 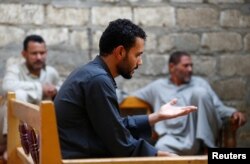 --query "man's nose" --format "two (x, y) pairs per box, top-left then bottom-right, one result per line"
(137, 58), (143, 65)
(36, 53), (43, 59)
(187, 65), (193, 71)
